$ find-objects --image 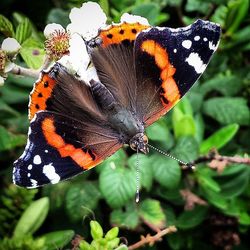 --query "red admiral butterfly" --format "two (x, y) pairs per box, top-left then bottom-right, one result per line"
(13, 19), (221, 188)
